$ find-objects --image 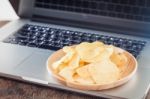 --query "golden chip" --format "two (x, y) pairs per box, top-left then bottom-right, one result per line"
(52, 60), (62, 70)
(88, 59), (120, 84)
(92, 41), (104, 47)
(110, 52), (128, 72)
(79, 60), (86, 67)
(58, 64), (67, 72)
(52, 46), (75, 70)
(63, 46), (74, 53)
(73, 74), (94, 84)
(62, 46), (75, 63)
(76, 65), (91, 79)
(75, 42), (104, 62)
(68, 53), (80, 70)
(59, 67), (75, 81)
(86, 45), (114, 63)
